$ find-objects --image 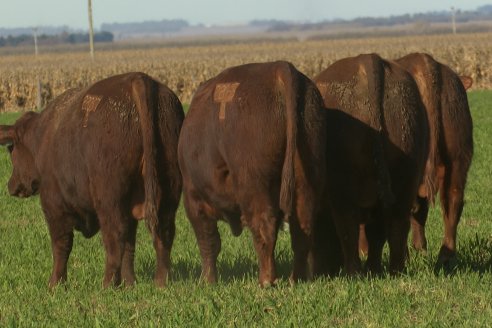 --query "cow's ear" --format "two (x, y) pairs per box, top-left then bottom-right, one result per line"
(460, 76), (473, 91)
(0, 125), (14, 146)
